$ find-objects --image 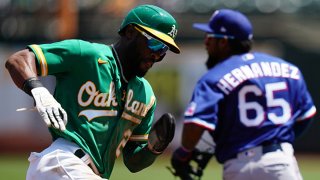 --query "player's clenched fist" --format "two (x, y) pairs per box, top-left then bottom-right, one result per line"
(31, 87), (68, 131)
(148, 113), (175, 154)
